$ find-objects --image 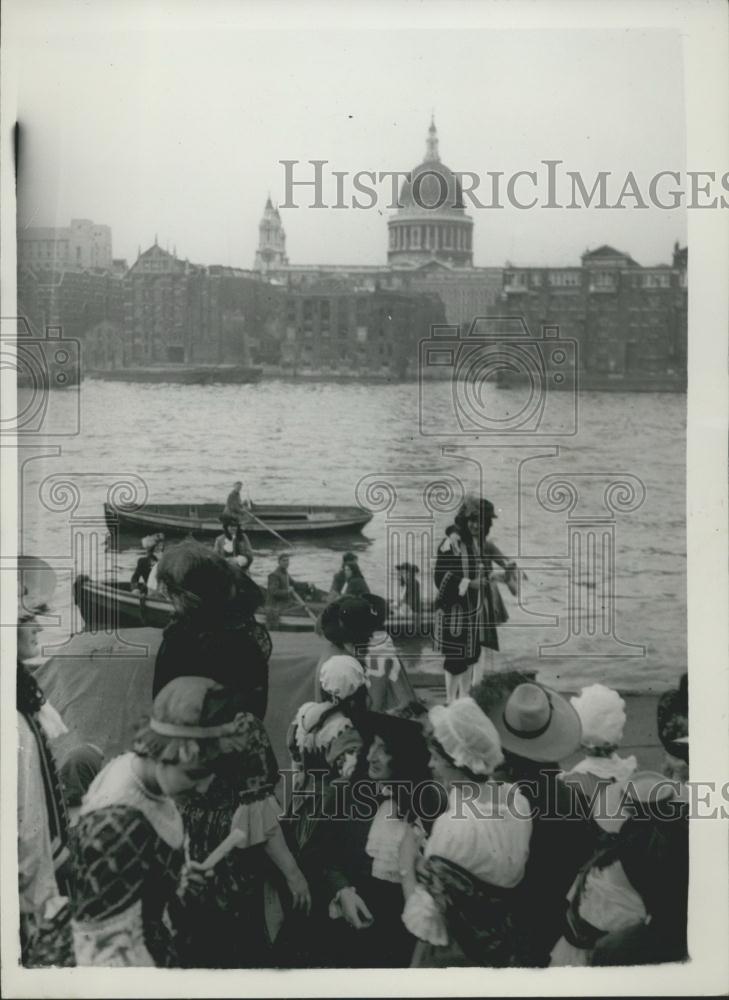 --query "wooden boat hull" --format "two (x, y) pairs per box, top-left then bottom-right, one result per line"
(73, 576), (434, 638)
(73, 576), (325, 633)
(103, 501), (373, 540)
